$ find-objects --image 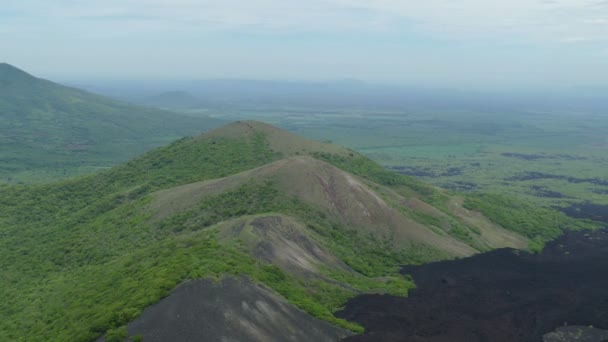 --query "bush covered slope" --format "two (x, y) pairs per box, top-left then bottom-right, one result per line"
(0, 121), (592, 341)
(0, 63), (223, 183)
